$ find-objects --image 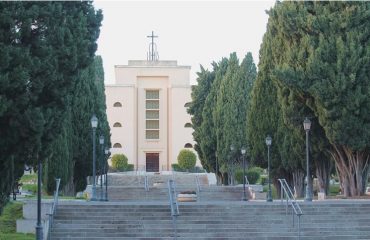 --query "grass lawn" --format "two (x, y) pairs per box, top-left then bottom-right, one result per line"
(19, 174), (37, 184)
(0, 202), (35, 240)
(0, 233), (35, 240)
